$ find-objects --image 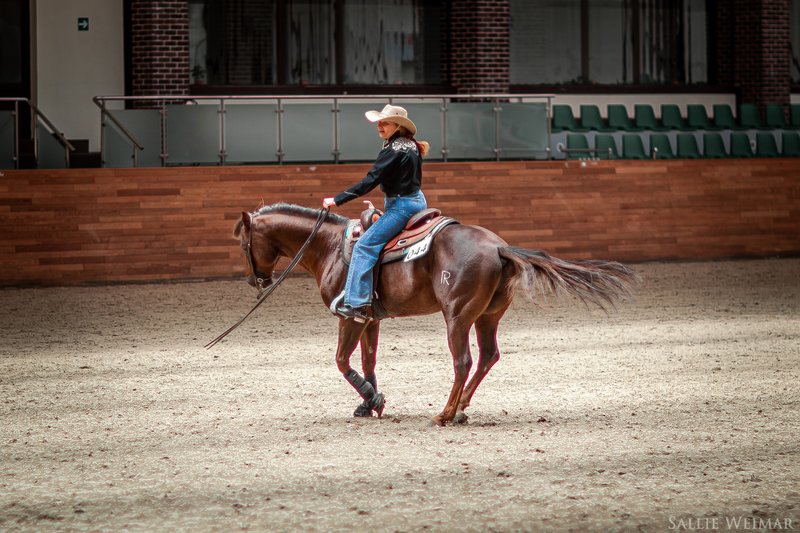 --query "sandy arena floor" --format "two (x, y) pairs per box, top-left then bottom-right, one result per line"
(1, 259), (799, 532)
